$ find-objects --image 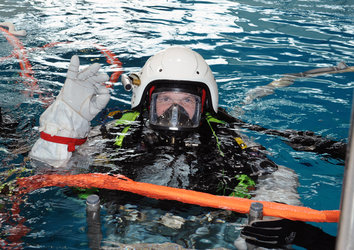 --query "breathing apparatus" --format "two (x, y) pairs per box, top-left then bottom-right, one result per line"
(120, 46), (218, 132)
(148, 85), (203, 131)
